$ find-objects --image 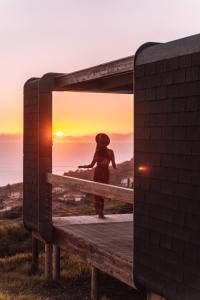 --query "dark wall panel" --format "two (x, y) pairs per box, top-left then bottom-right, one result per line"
(134, 51), (200, 300)
(23, 78), (39, 232)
